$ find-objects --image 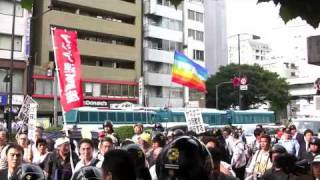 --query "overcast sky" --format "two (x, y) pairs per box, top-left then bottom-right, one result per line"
(225, 0), (320, 78)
